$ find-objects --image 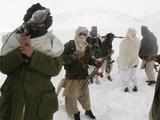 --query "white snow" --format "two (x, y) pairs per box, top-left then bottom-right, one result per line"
(52, 65), (155, 120)
(0, 58), (155, 120)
